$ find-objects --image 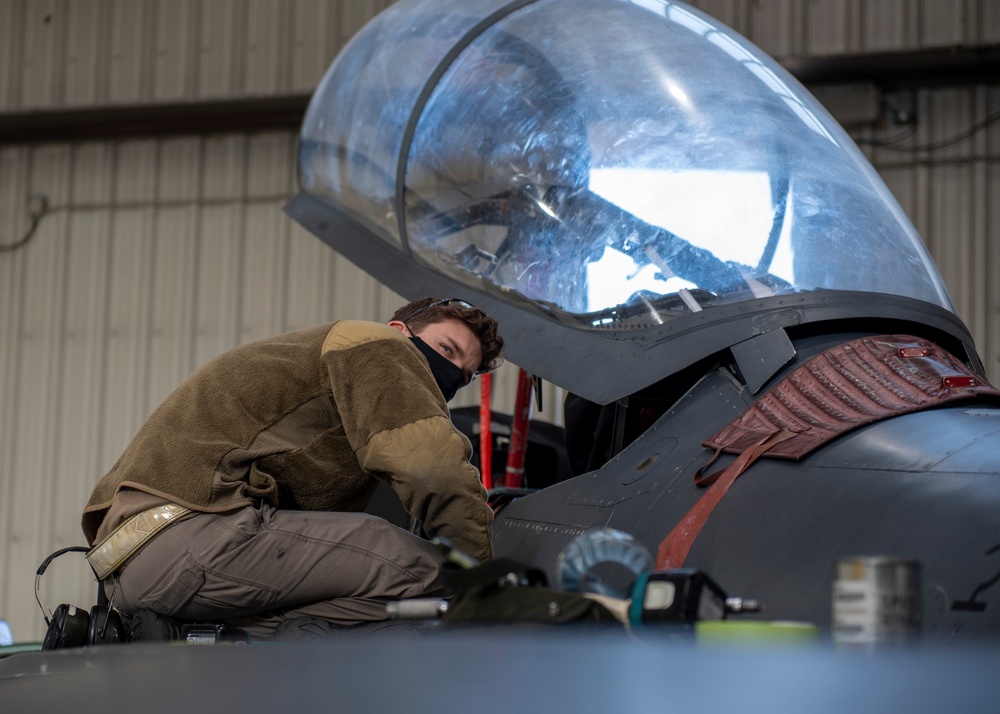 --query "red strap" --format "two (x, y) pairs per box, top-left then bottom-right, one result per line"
(655, 428), (799, 569)
(479, 373), (493, 490)
(692, 445), (726, 488)
(504, 369), (533, 488)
